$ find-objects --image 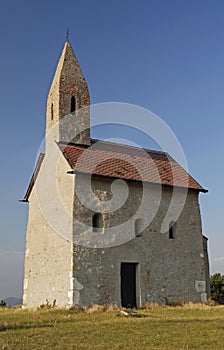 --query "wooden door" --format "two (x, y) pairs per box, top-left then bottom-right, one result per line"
(121, 263), (137, 308)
